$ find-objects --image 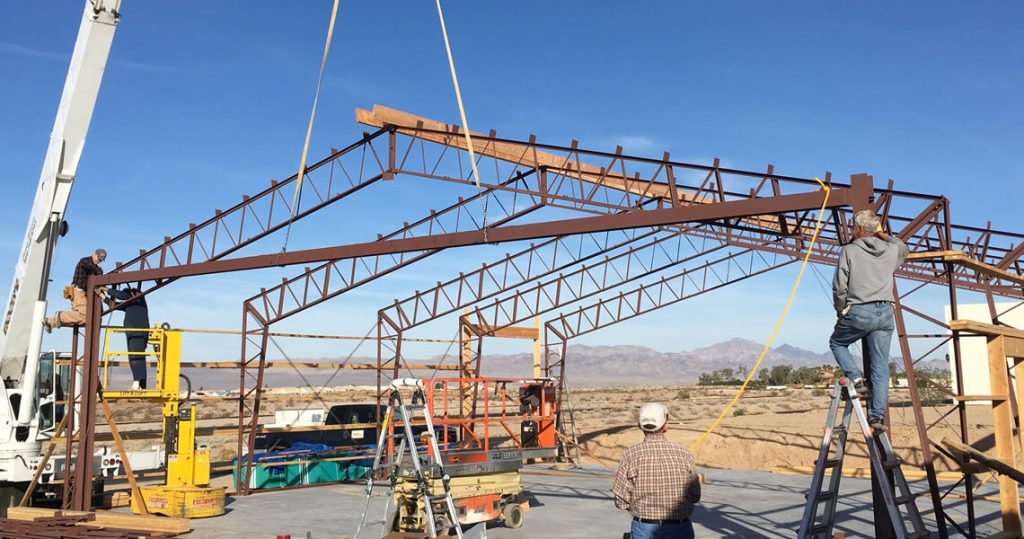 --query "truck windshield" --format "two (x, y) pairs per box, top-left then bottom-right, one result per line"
(348, 406), (376, 424)
(37, 352), (55, 399)
(37, 352), (62, 433)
